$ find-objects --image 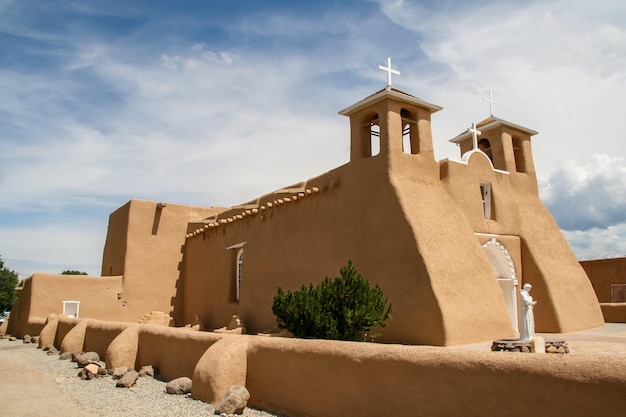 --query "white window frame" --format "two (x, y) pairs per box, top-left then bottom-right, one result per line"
(236, 248), (244, 301)
(227, 242), (247, 302)
(480, 182), (492, 219)
(63, 300), (80, 318)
